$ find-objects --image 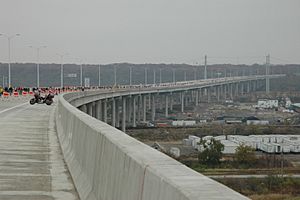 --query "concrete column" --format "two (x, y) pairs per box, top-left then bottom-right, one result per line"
(122, 97), (126, 132)
(170, 93), (173, 111)
(148, 94), (151, 110)
(151, 94), (156, 121)
(143, 95), (146, 122)
(235, 83), (239, 97)
(111, 98), (116, 127)
(80, 104), (87, 113)
(224, 84), (227, 99)
(207, 87), (211, 103)
(103, 99), (107, 123)
(159, 95), (163, 110)
(165, 95), (169, 117)
(247, 81), (250, 93)
(230, 84), (233, 100)
(92, 102), (96, 117)
(195, 90), (199, 106)
(241, 83), (244, 95)
(181, 92), (185, 113)
(198, 89), (202, 103)
(95, 100), (101, 120)
(116, 98), (120, 127)
(87, 103), (93, 116)
(217, 86), (220, 102)
(137, 95), (141, 123)
(133, 96), (137, 127)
